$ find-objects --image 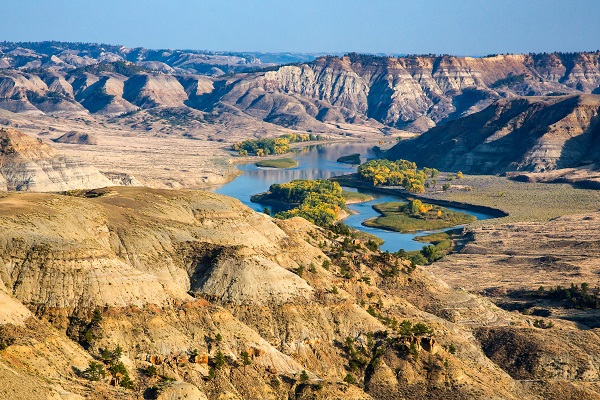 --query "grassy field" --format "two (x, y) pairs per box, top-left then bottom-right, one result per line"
(341, 190), (374, 204)
(424, 175), (600, 223)
(364, 201), (476, 233)
(255, 158), (298, 168)
(414, 231), (452, 249)
(337, 153), (361, 164)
